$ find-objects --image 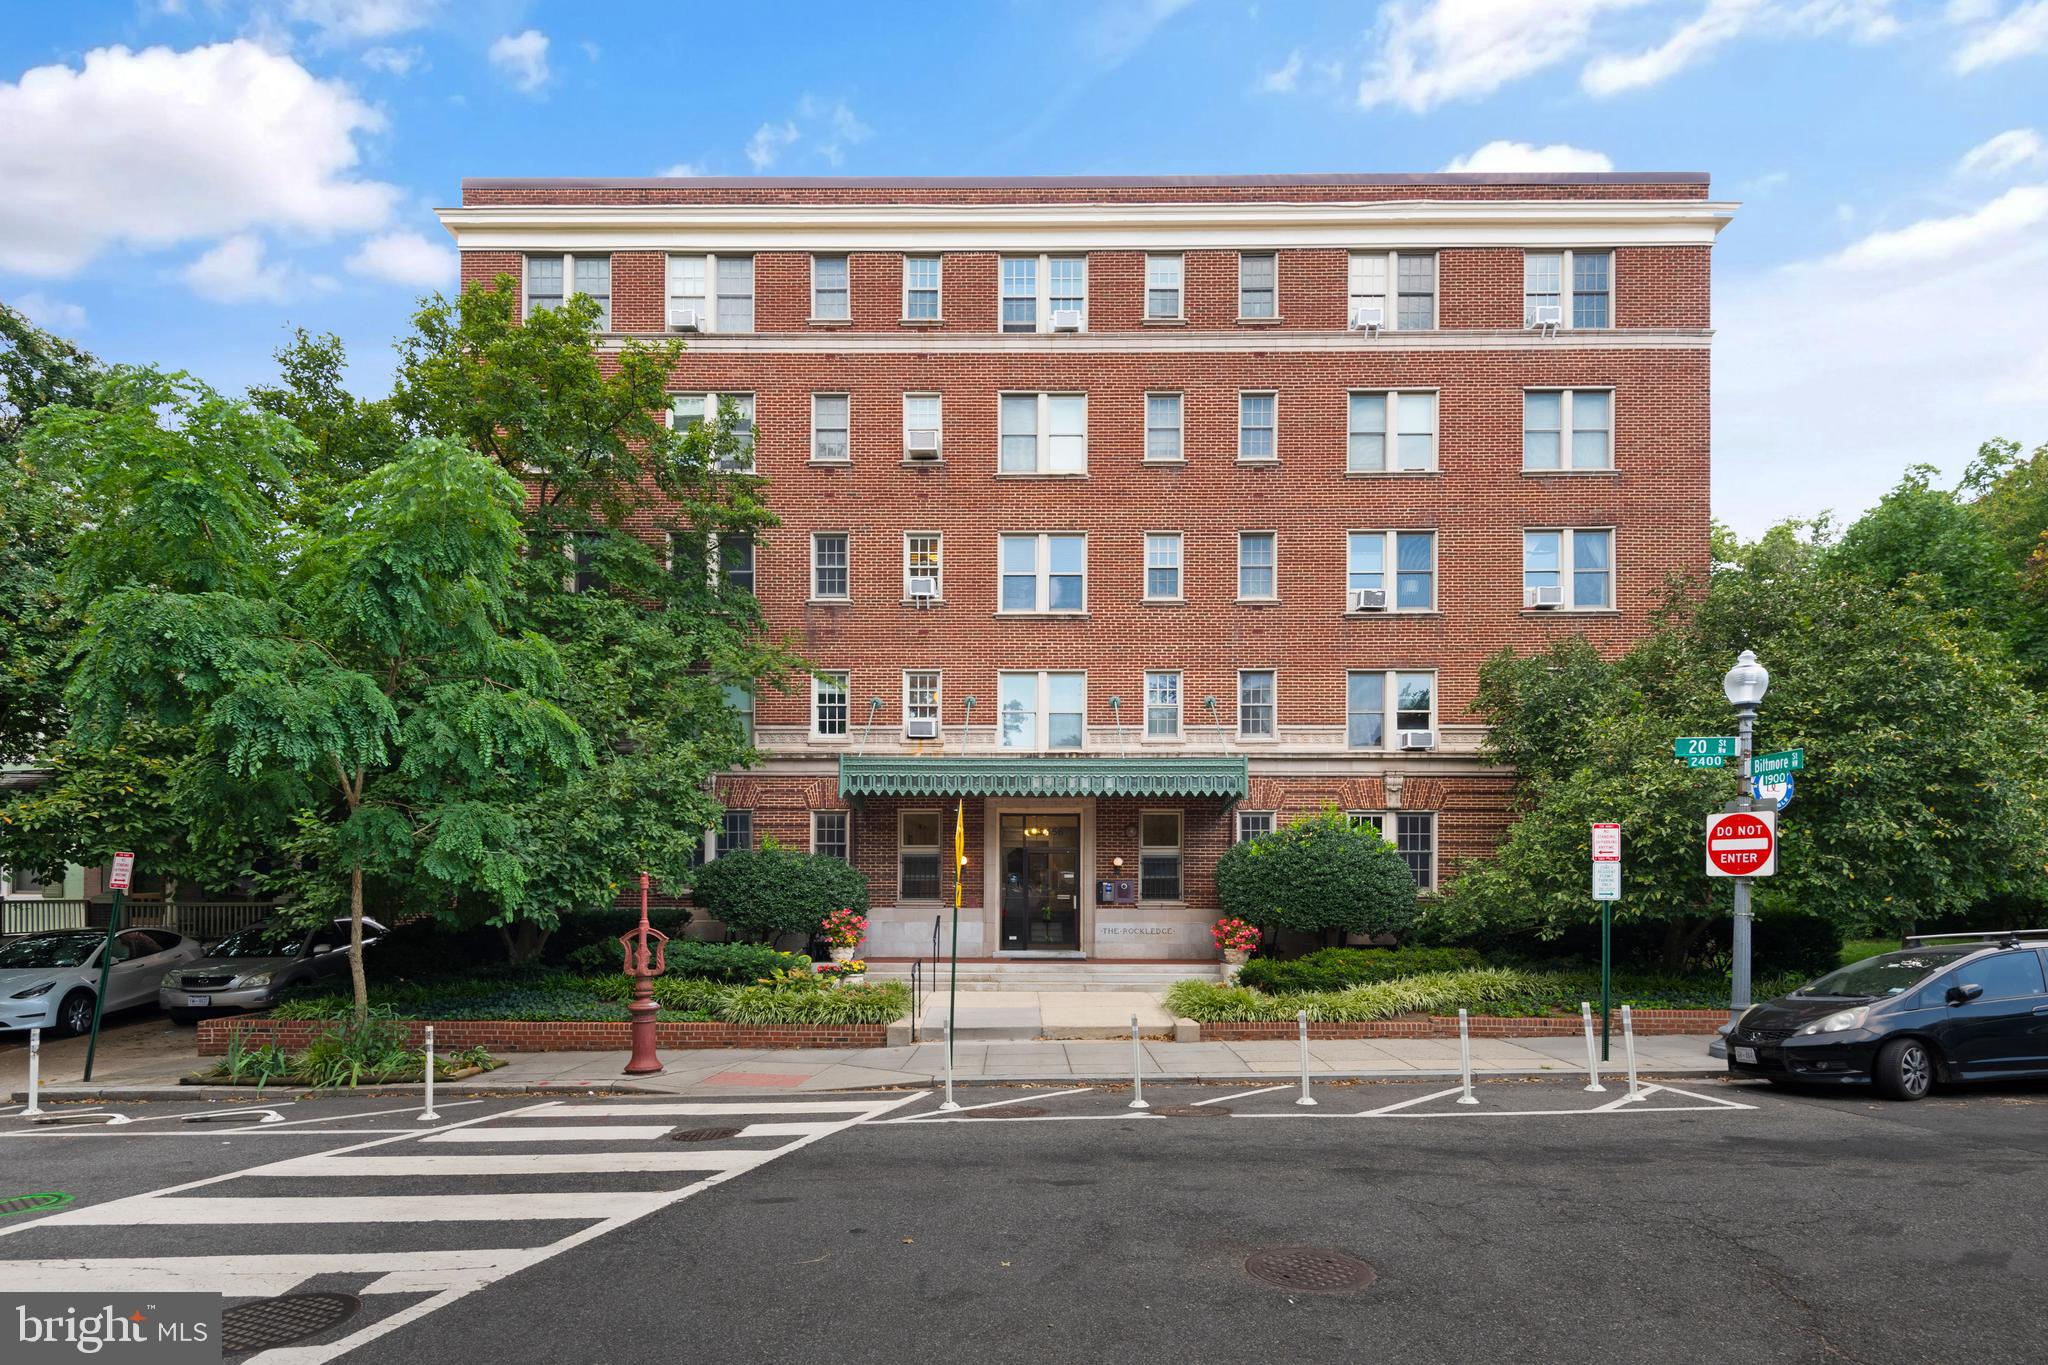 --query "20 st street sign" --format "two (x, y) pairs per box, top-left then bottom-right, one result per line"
(1674, 736), (1737, 768)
